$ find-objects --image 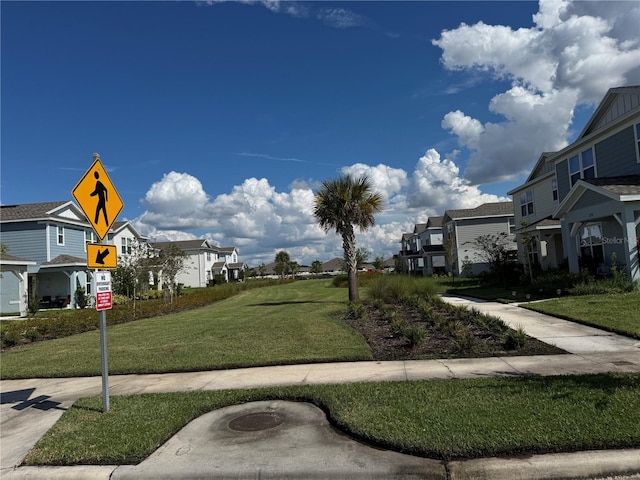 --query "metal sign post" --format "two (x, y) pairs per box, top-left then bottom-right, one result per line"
(73, 153), (122, 413)
(95, 269), (113, 412)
